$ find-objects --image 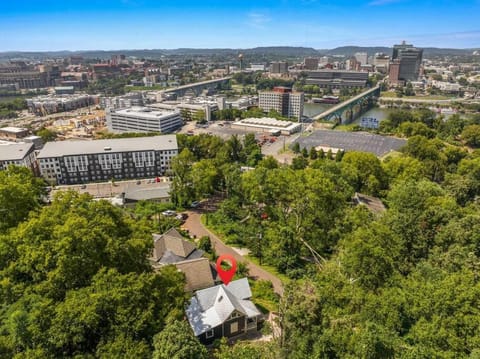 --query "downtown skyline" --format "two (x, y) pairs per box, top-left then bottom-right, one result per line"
(1, 0), (480, 51)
